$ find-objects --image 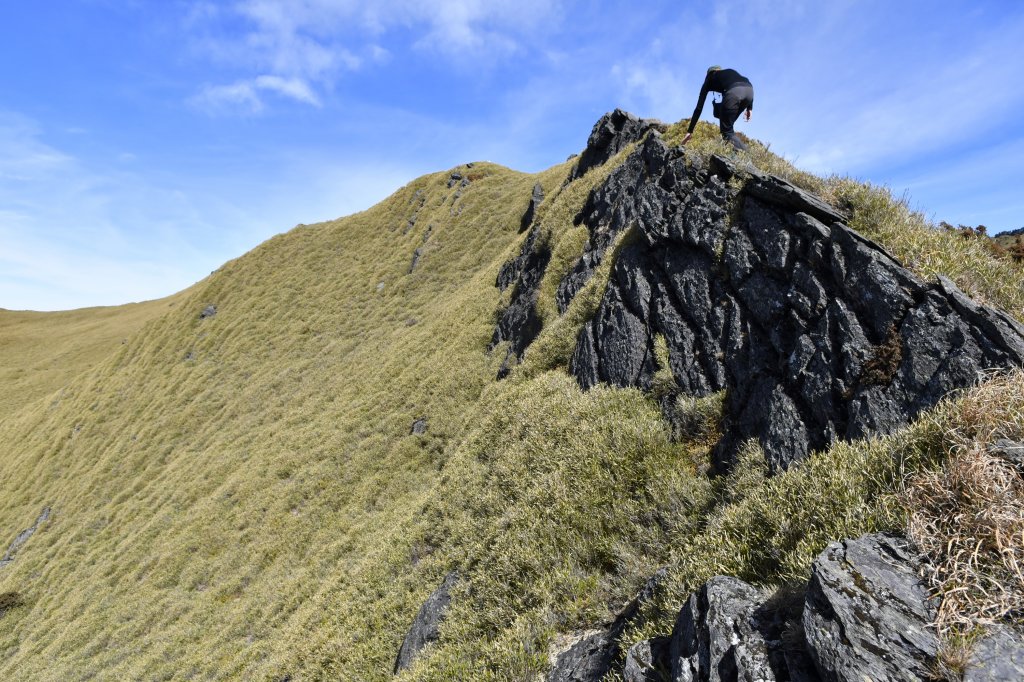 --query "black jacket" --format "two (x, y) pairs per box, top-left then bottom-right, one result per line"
(687, 68), (753, 133)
